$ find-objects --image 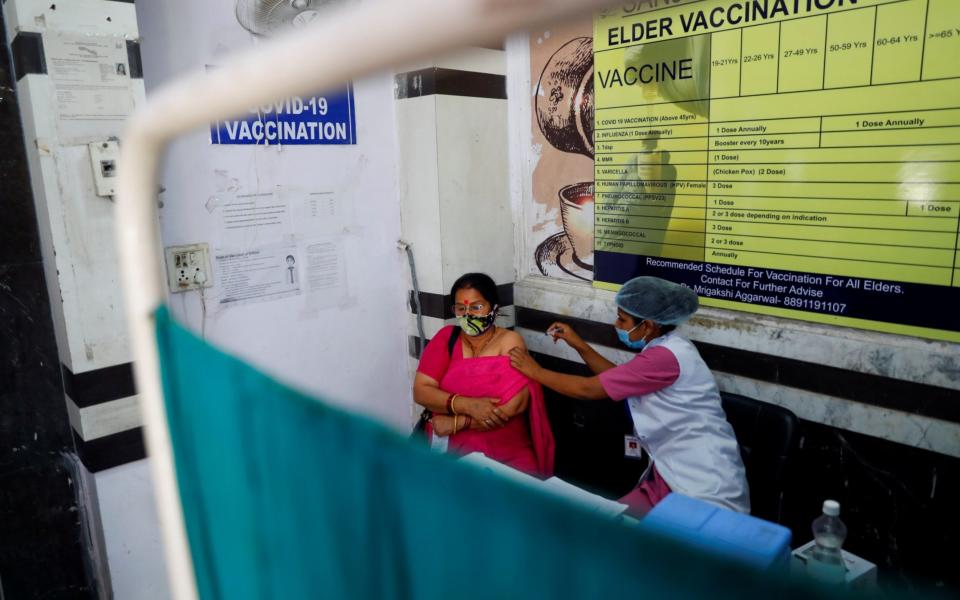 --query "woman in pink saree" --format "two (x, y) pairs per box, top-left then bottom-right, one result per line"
(413, 273), (554, 477)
